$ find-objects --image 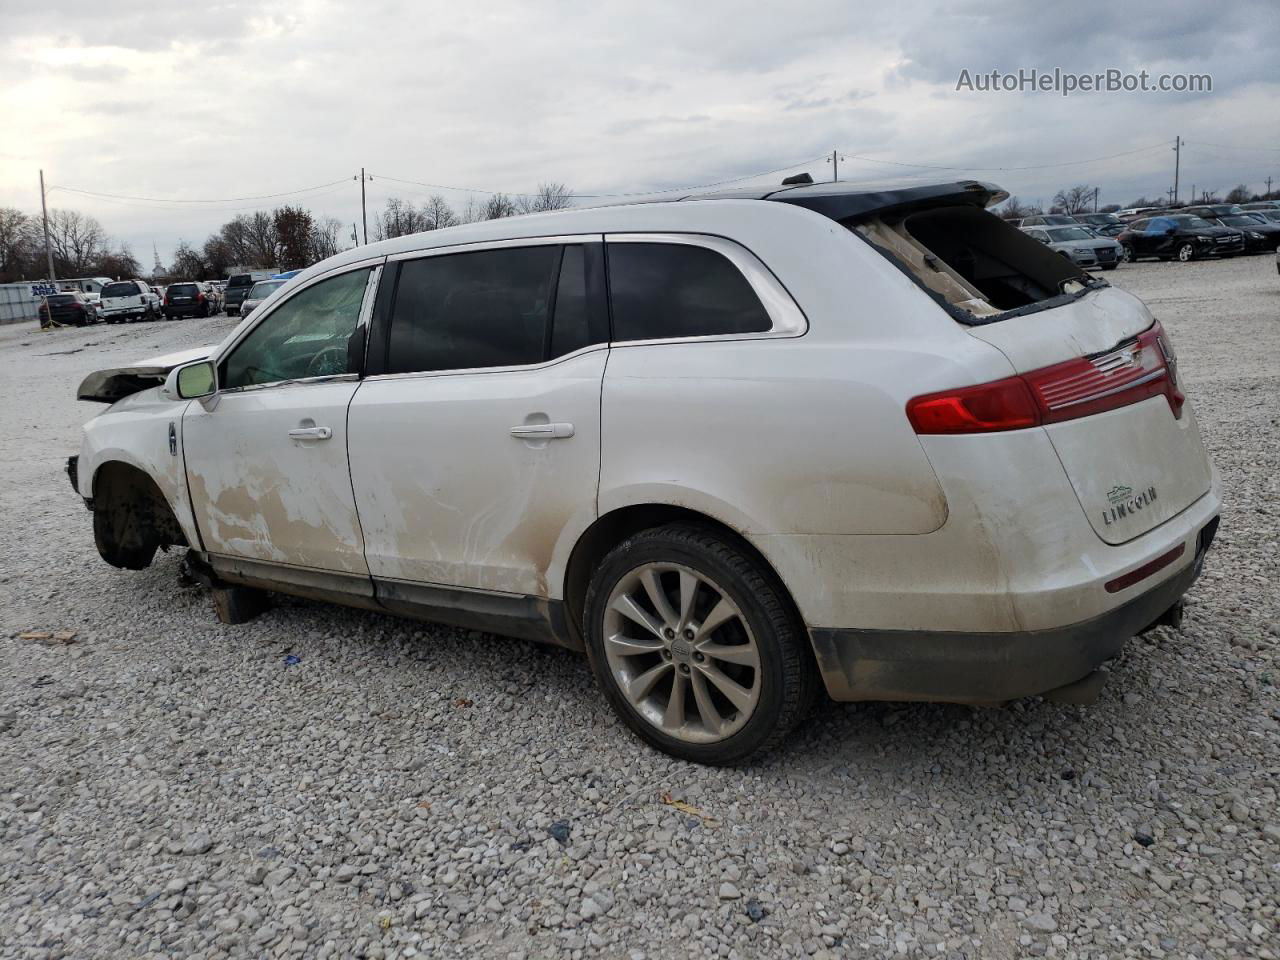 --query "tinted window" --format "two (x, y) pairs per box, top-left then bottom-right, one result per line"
(168, 283), (198, 295)
(387, 246), (559, 374)
(607, 243), (770, 342)
(101, 282), (138, 298)
(228, 275), (255, 288)
(1130, 219), (1150, 231)
(48, 294), (76, 305)
(550, 245), (590, 359)
(223, 269), (370, 389)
